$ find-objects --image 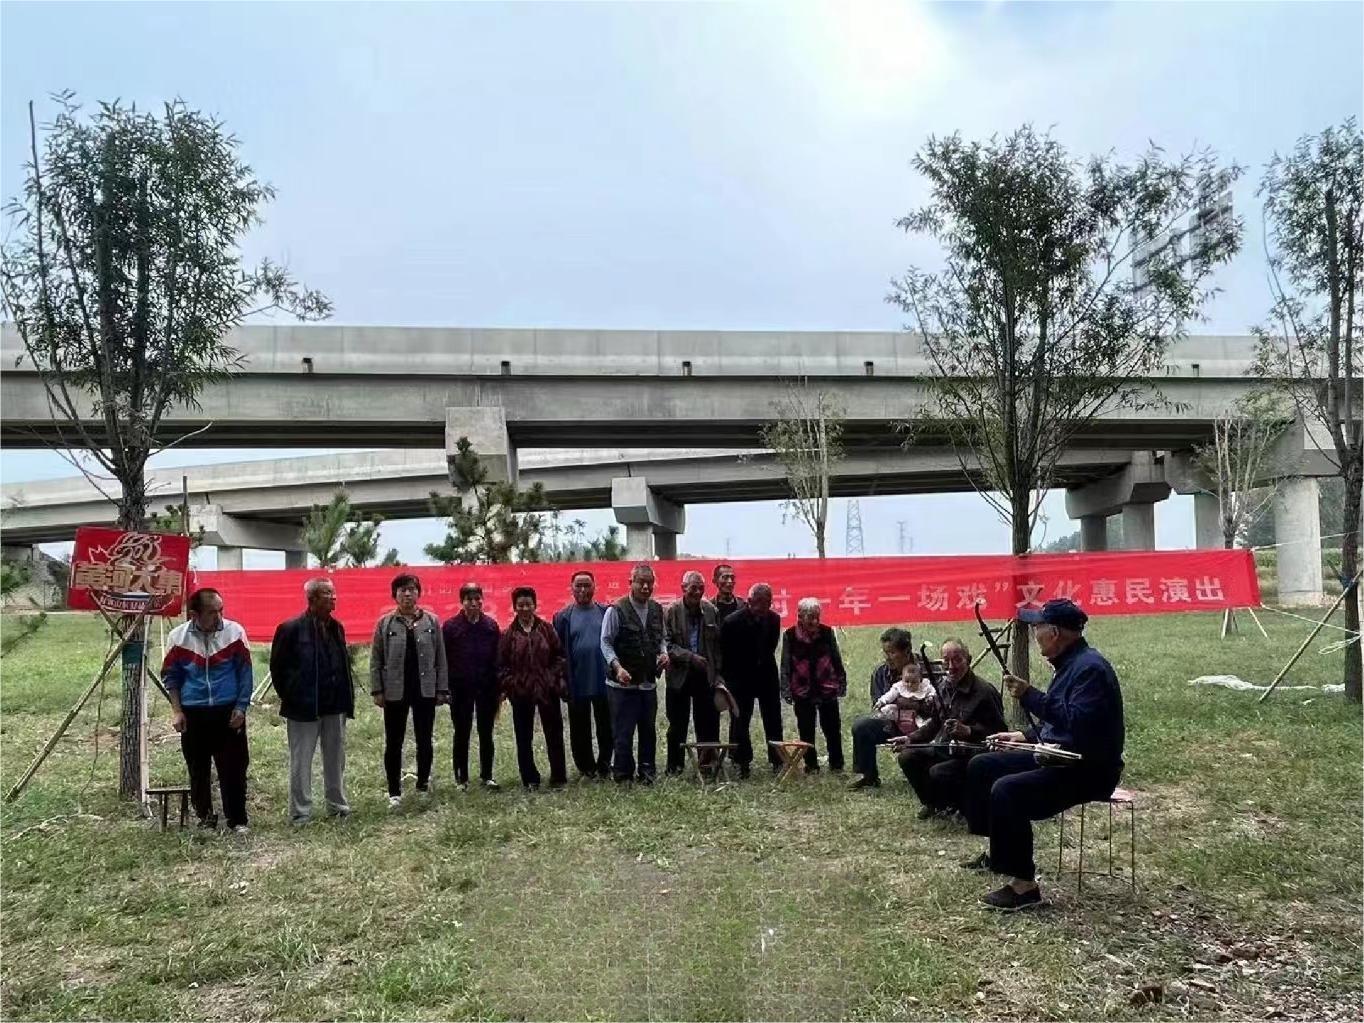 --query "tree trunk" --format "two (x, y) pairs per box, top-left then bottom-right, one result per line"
(116, 474), (149, 801)
(1341, 457), (1362, 703)
(1007, 491), (1032, 727)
